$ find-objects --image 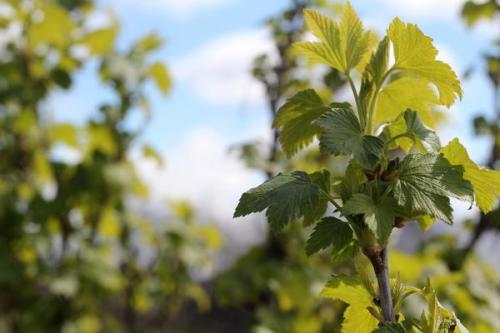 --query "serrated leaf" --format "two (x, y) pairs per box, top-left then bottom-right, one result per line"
(304, 169), (331, 225)
(321, 275), (378, 333)
(234, 171), (328, 231)
(393, 154), (474, 223)
(366, 37), (390, 86)
(375, 77), (439, 127)
(306, 217), (353, 256)
(441, 138), (500, 213)
(273, 89), (330, 156)
(387, 109), (441, 153)
(294, 4), (371, 73)
(343, 193), (398, 244)
(387, 18), (462, 107)
(314, 109), (384, 169)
